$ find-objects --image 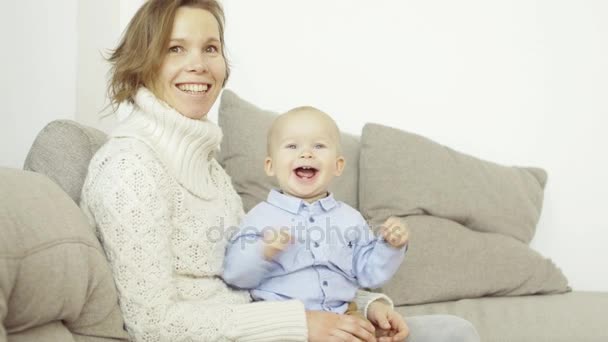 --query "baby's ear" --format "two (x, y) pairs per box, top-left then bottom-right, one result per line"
(264, 157), (275, 176)
(334, 156), (345, 176)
